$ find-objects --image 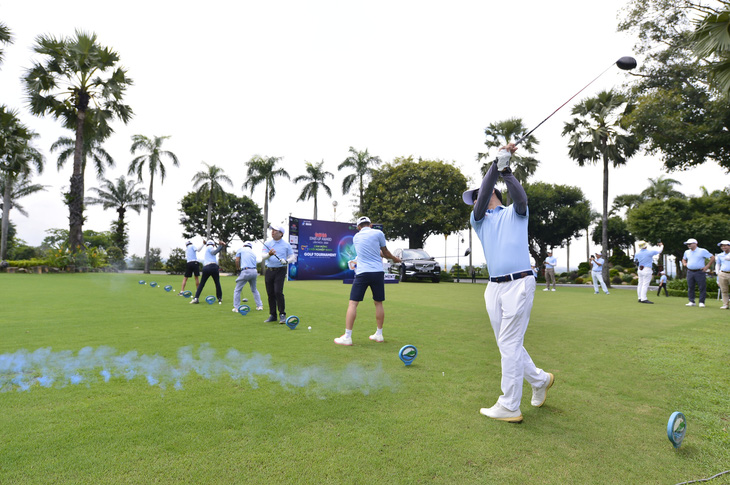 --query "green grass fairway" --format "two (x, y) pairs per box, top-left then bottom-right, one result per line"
(1, 273), (728, 484)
